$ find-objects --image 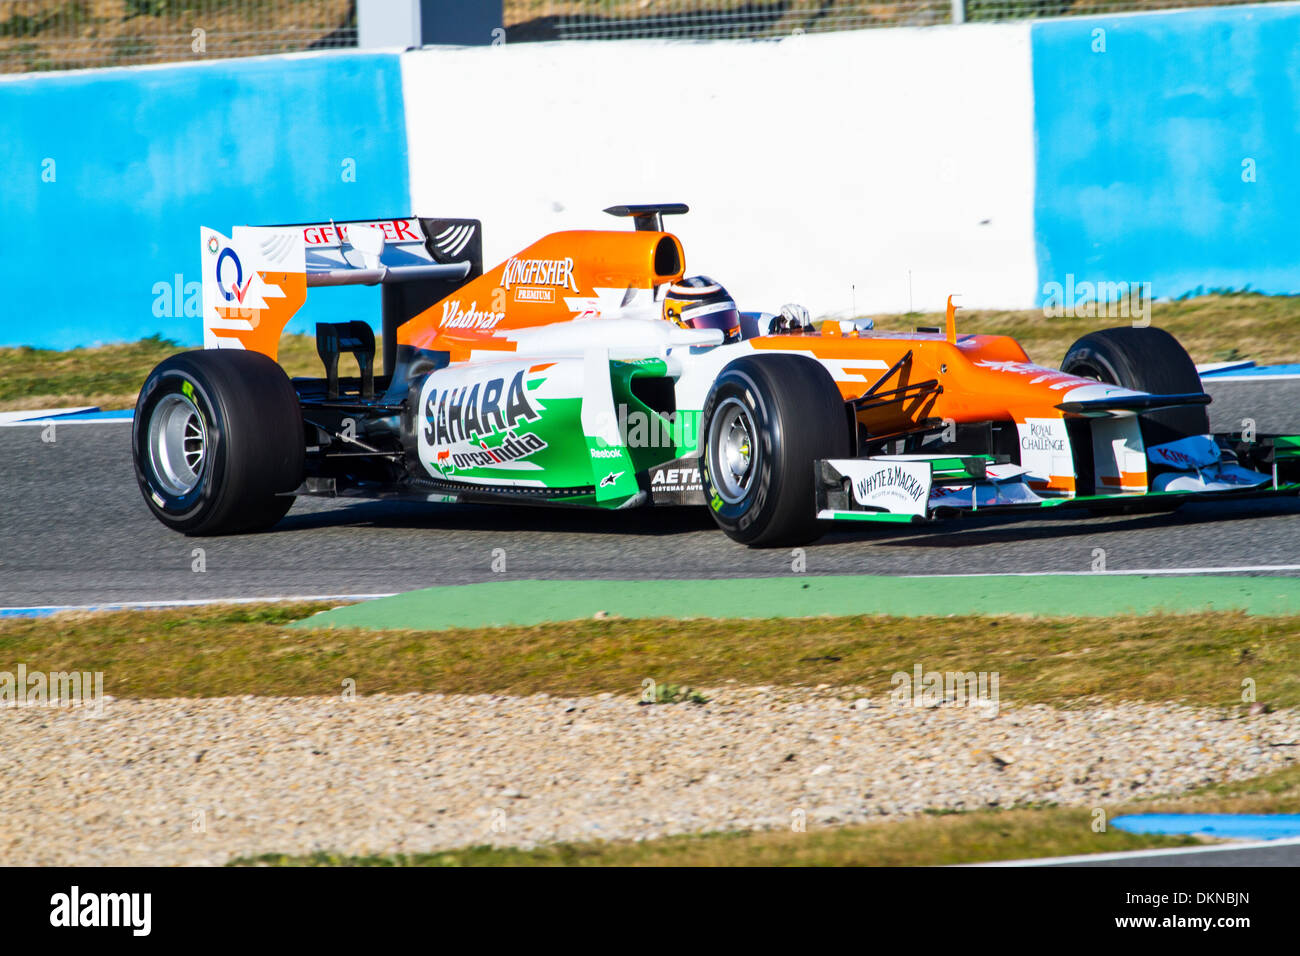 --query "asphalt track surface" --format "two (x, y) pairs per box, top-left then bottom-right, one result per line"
(2, 380), (1299, 608)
